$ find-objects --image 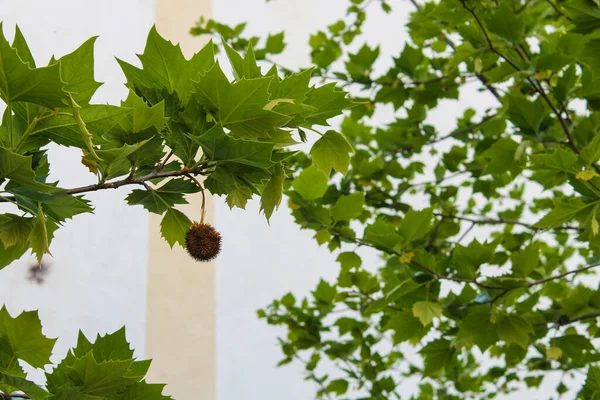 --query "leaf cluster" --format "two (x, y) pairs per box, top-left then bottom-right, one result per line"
(0, 308), (165, 399)
(196, 0), (600, 398)
(0, 24), (352, 264)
